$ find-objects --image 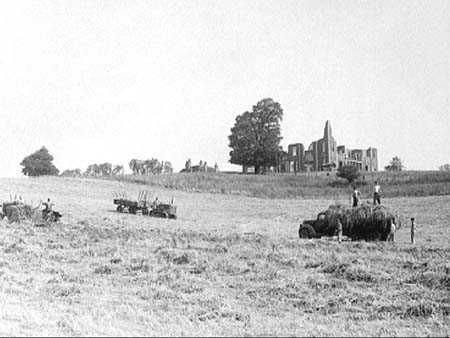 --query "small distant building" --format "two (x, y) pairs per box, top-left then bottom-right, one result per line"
(180, 158), (219, 173)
